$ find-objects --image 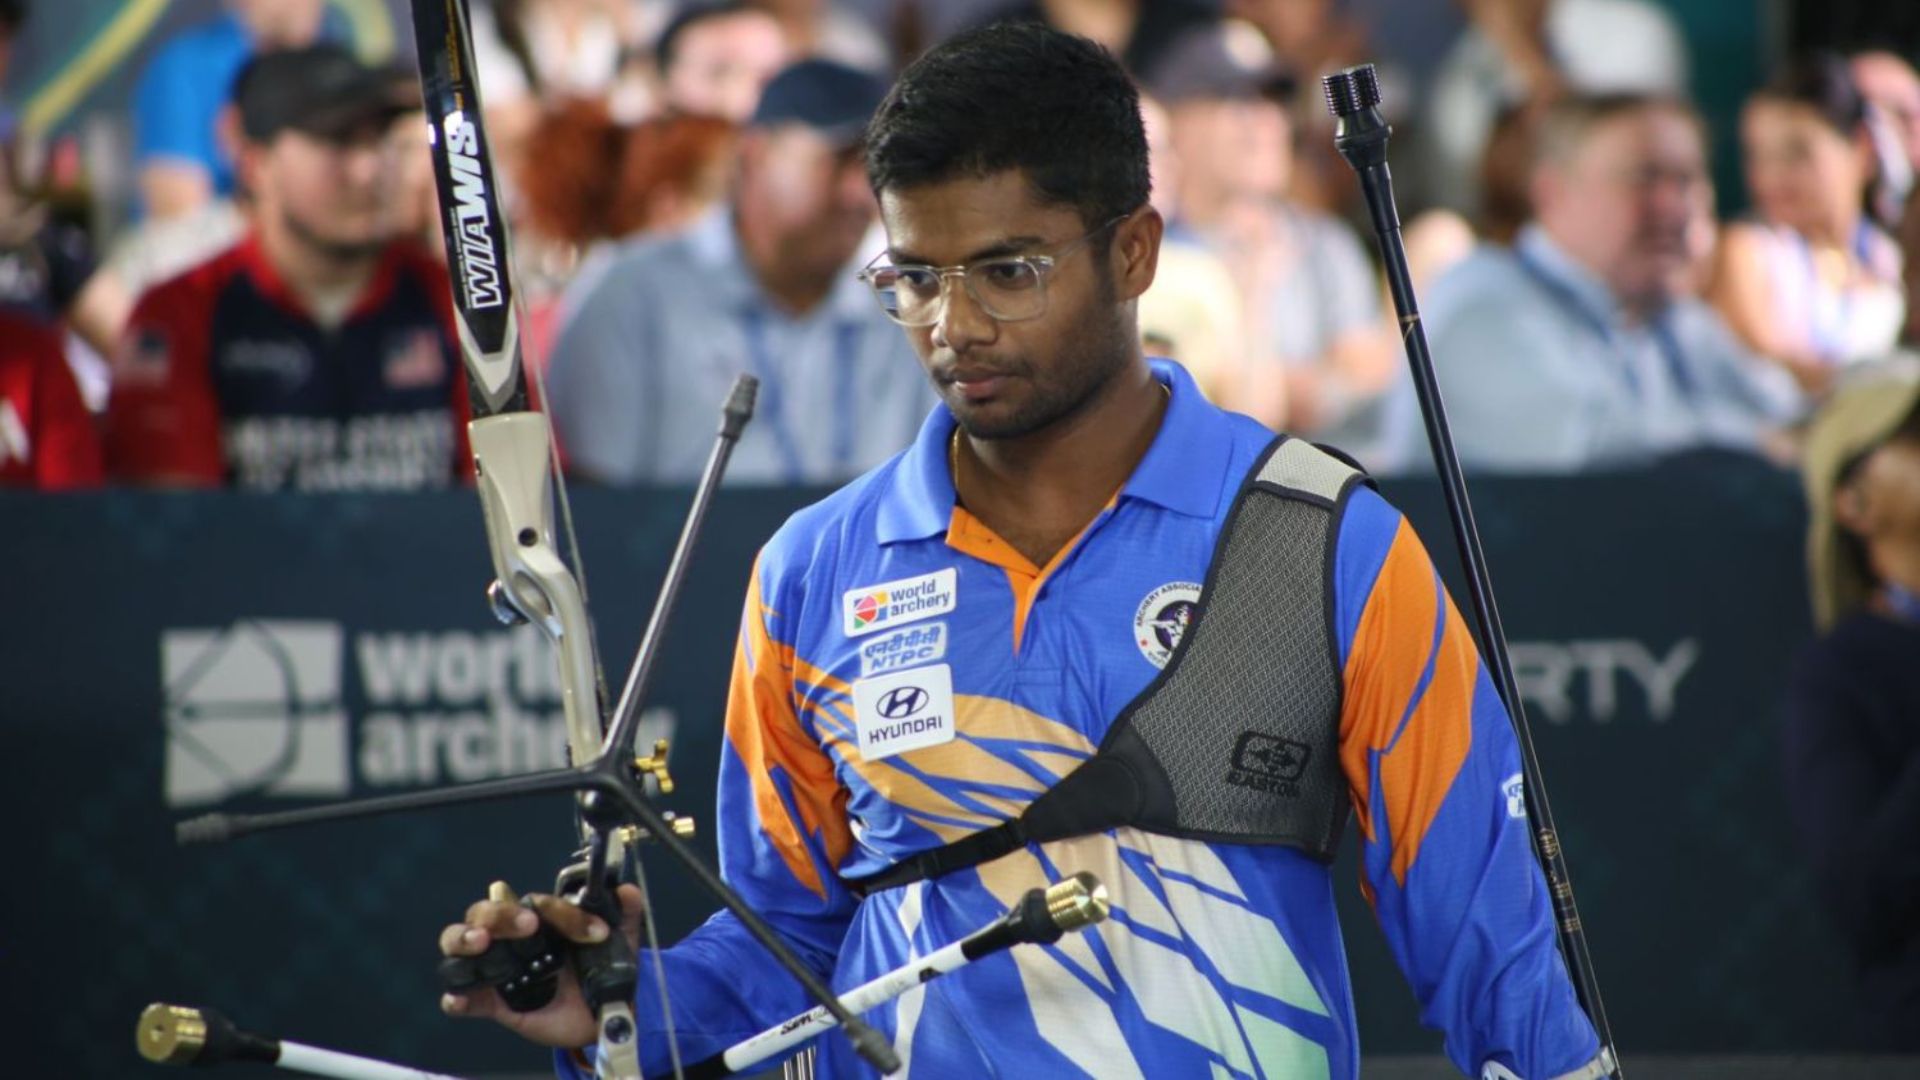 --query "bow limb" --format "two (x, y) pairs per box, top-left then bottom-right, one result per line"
(407, 1), (674, 1075)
